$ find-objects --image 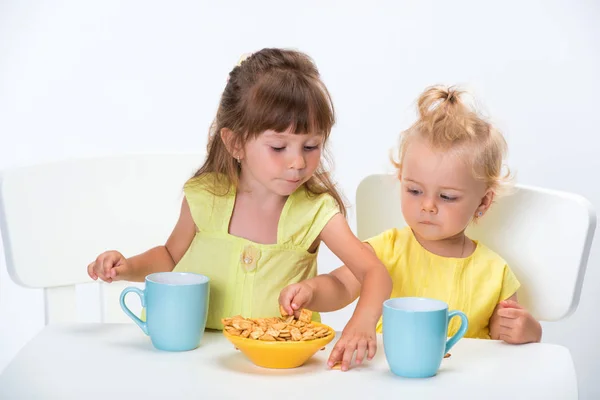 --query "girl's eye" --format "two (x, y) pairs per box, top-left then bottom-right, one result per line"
(271, 147), (285, 152)
(440, 194), (457, 201)
(407, 188), (421, 195)
(304, 145), (319, 151)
